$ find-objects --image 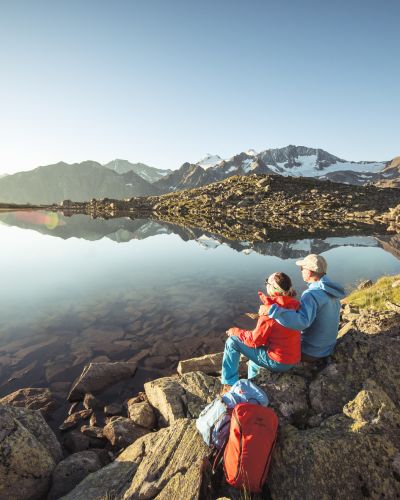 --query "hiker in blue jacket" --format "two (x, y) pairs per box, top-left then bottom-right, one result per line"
(259, 254), (346, 361)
